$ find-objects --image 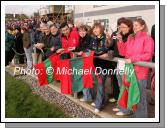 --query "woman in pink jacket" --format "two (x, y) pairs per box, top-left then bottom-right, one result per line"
(117, 18), (154, 117)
